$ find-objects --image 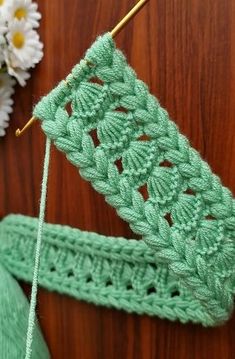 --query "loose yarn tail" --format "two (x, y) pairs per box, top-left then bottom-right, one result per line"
(25, 137), (51, 359)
